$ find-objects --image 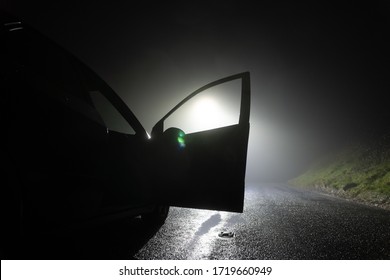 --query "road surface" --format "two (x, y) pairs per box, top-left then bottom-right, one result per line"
(8, 184), (390, 259)
(135, 184), (390, 259)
